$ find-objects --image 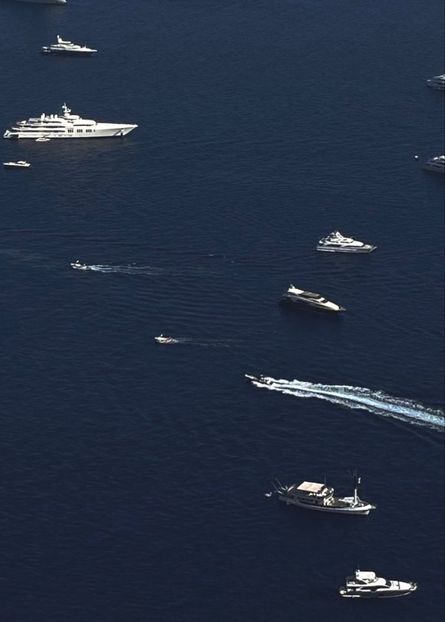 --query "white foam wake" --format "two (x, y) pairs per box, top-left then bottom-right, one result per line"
(78, 264), (164, 275)
(250, 376), (444, 431)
